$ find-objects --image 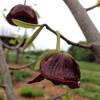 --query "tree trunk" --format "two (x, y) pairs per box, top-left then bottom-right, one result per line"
(63, 0), (100, 59)
(0, 42), (16, 100)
